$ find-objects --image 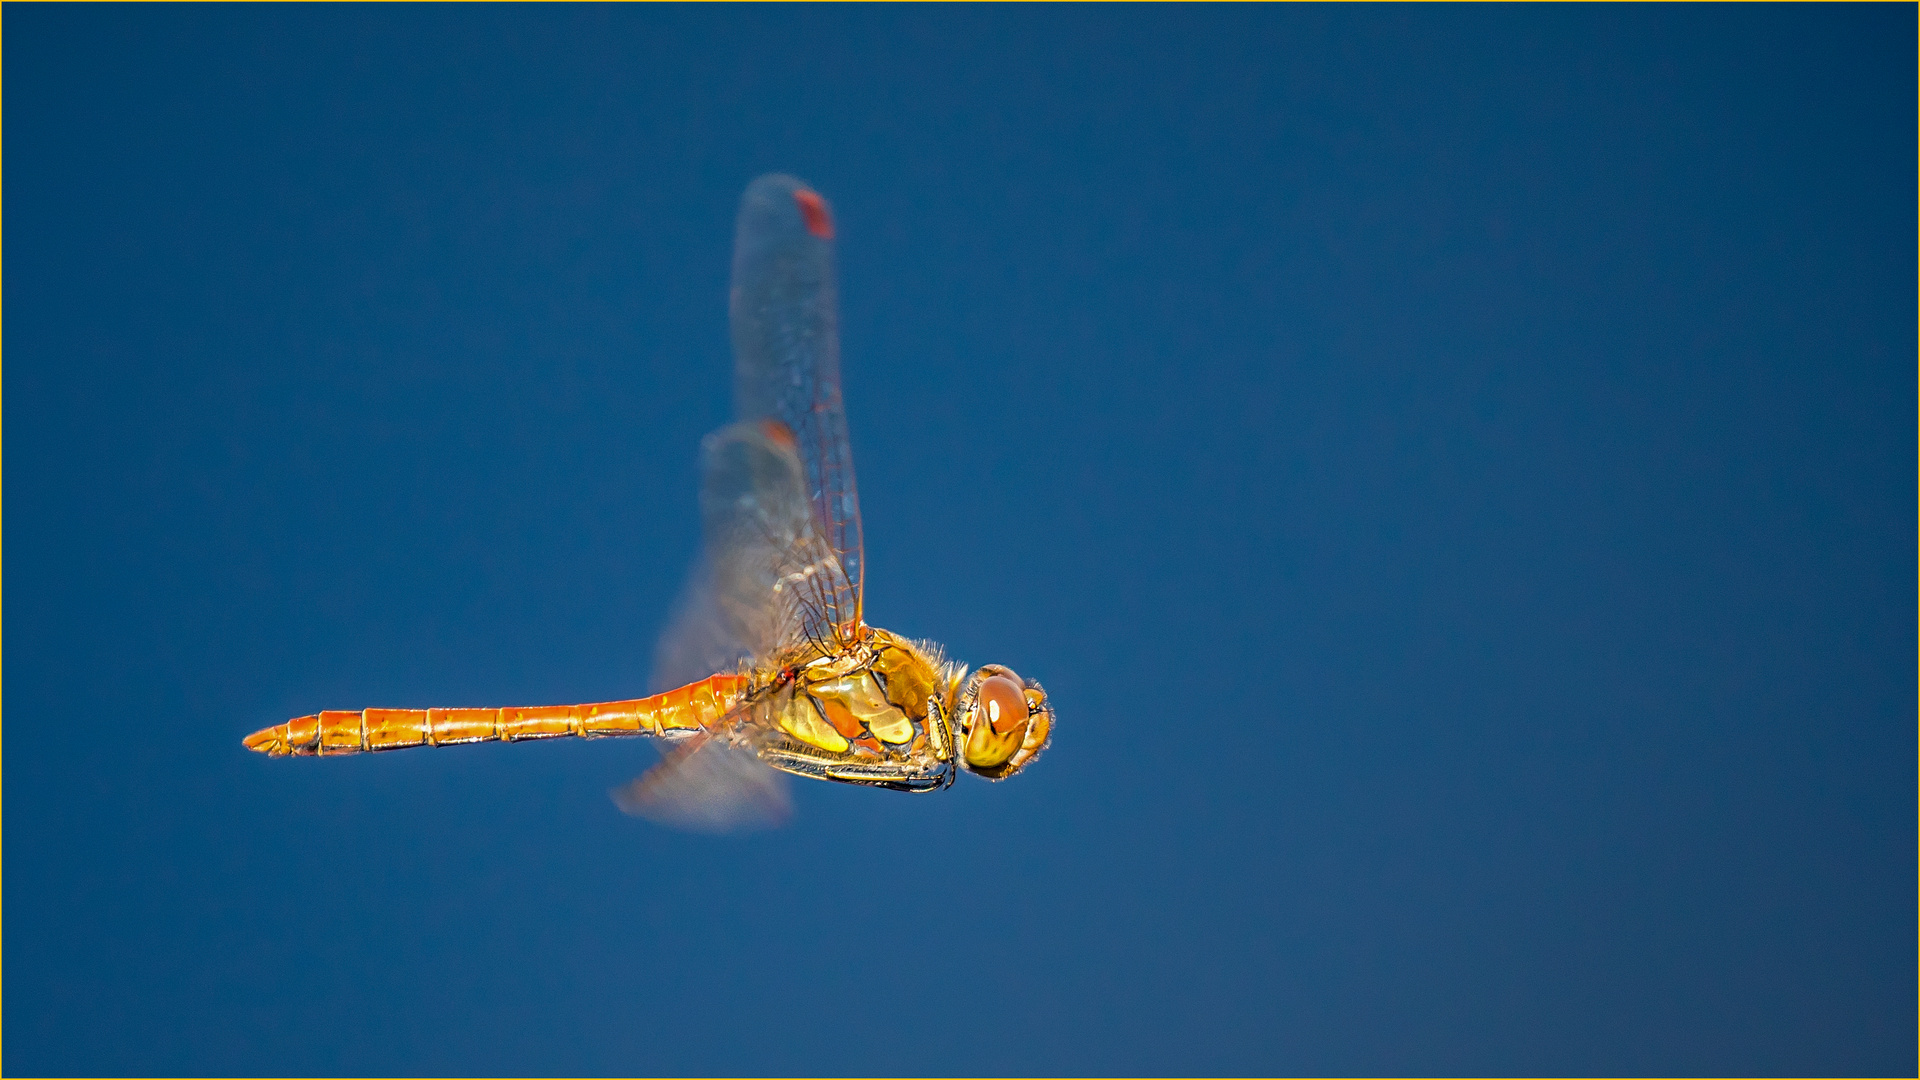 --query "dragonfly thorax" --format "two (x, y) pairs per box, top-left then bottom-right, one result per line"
(748, 629), (952, 790)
